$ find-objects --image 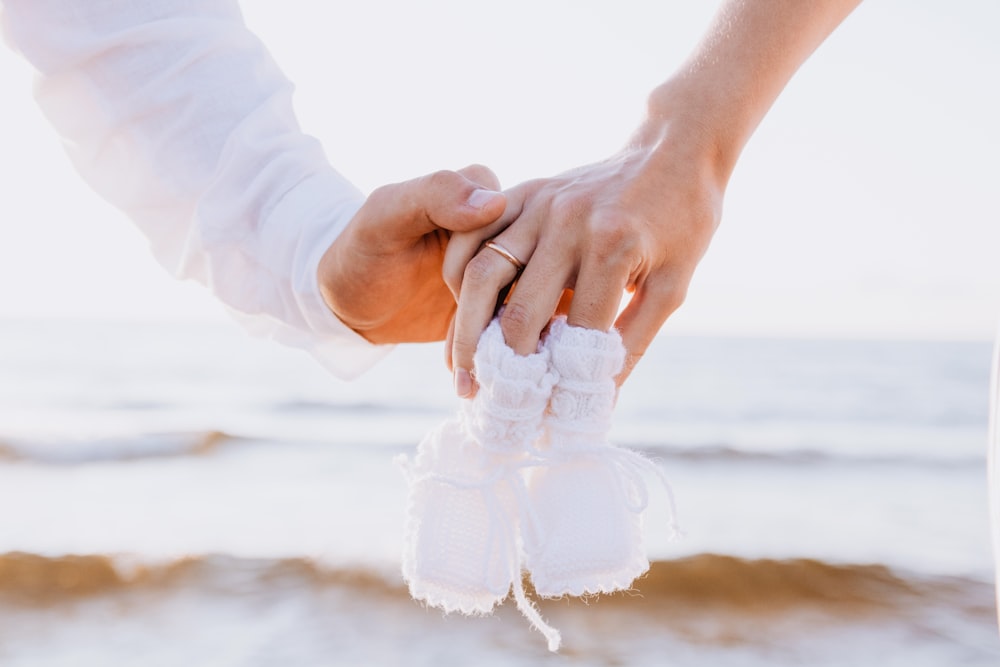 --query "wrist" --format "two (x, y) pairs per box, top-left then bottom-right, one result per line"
(636, 75), (762, 189)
